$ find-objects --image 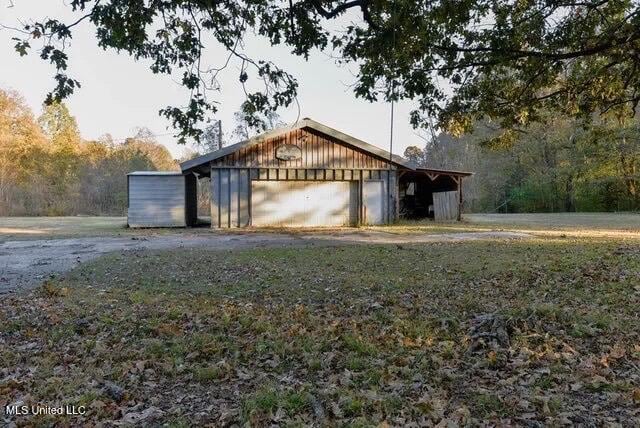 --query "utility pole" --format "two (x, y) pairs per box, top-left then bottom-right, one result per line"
(217, 120), (223, 150)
